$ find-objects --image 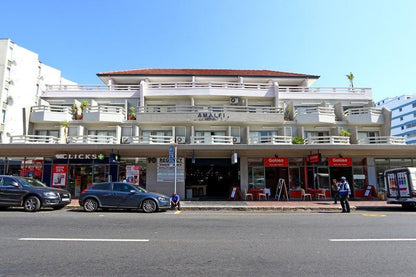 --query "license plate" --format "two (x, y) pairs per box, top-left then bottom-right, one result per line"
(61, 198), (70, 202)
